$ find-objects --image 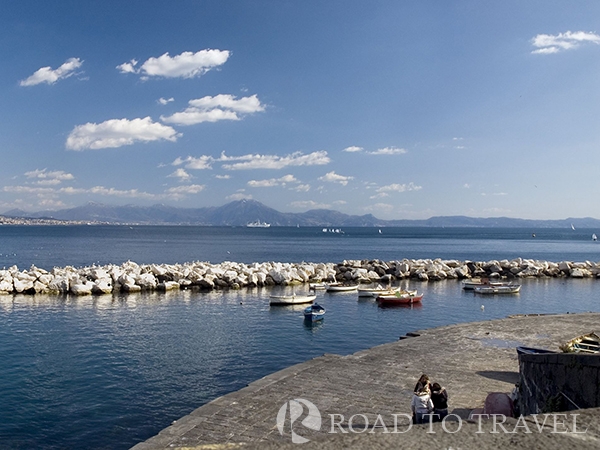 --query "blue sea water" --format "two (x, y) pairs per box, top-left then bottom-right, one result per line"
(0, 226), (599, 449)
